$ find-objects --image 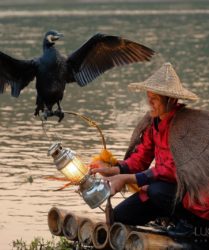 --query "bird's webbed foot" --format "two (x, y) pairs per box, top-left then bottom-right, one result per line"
(41, 109), (64, 122)
(38, 107), (64, 122)
(54, 109), (64, 122)
(34, 100), (44, 117)
(34, 107), (44, 117)
(40, 109), (54, 121)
